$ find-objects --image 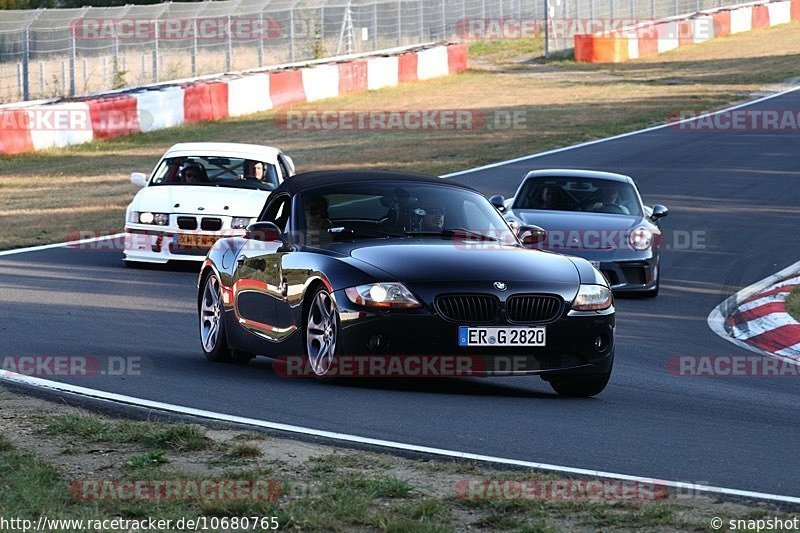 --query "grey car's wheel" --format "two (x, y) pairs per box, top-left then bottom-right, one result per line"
(305, 288), (339, 377)
(547, 352), (613, 397)
(200, 273), (233, 362)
